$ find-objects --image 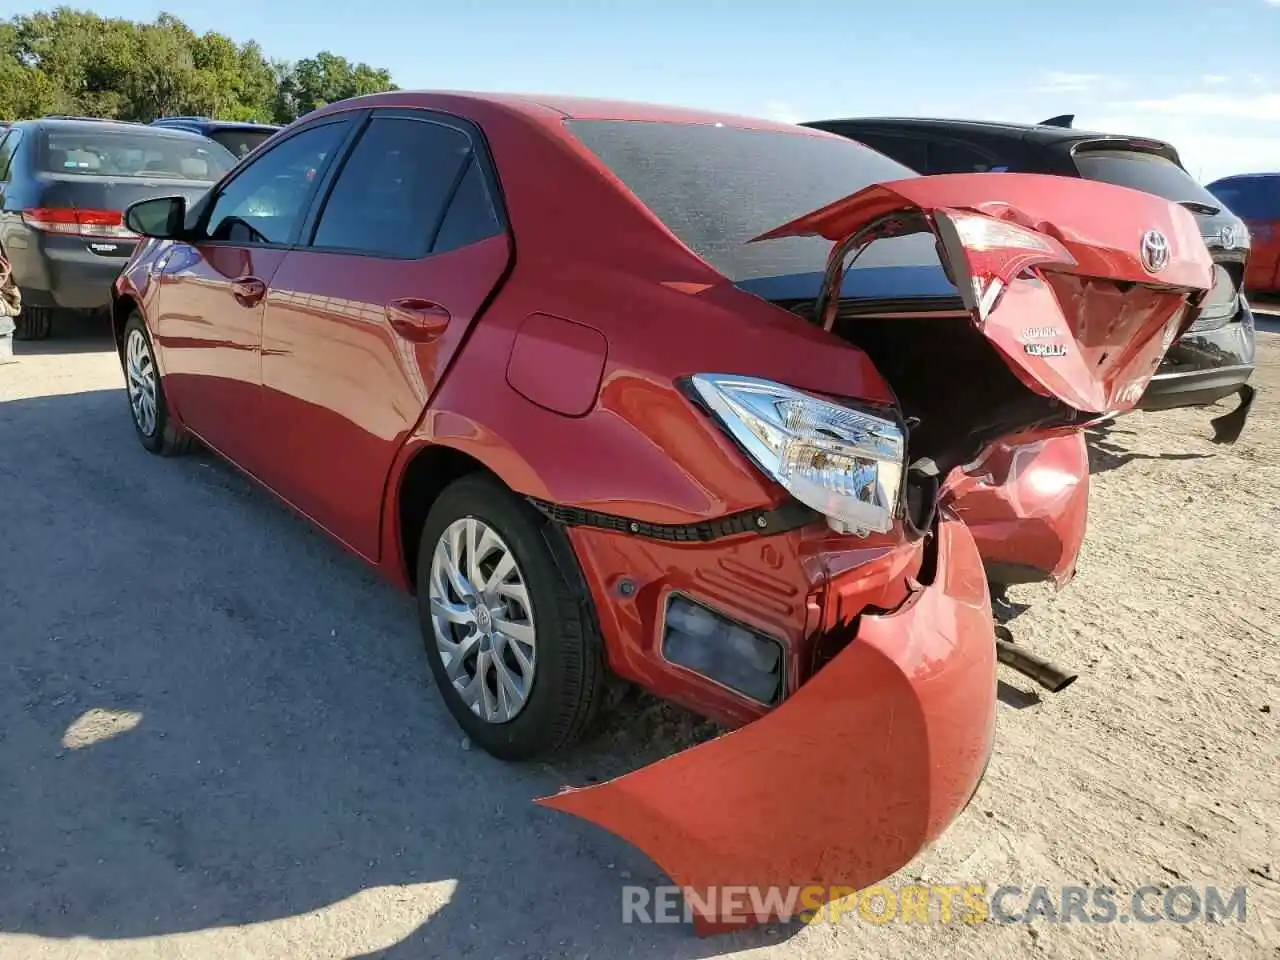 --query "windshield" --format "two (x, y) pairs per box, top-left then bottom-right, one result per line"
(39, 129), (236, 181)
(208, 129), (276, 160)
(565, 119), (942, 286)
(1072, 147), (1224, 209)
